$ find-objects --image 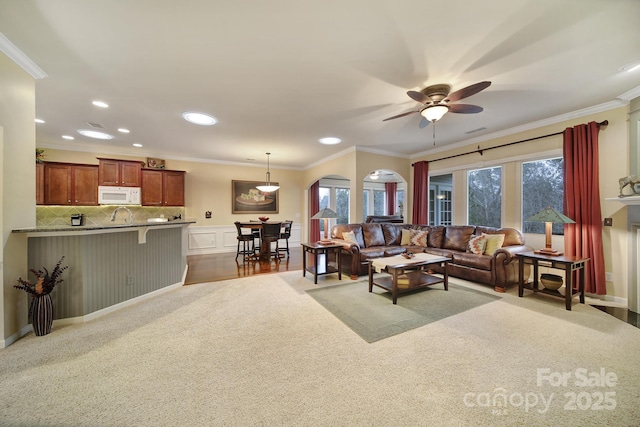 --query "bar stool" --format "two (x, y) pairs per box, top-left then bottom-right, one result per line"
(234, 222), (255, 261)
(278, 220), (293, 258)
